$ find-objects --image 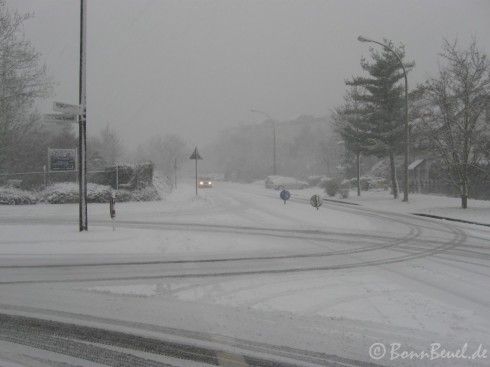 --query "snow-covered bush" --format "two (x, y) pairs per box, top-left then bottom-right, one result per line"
(152, 171), (172, 199)
(323, 178), (341, 197)
(0, 186), (37, 205)
(91, 162), (154, 190)
(87, 184), (113, 203)
(339, 179), (351, 198)
(42, 183), (112, 204)
(41, 182), (160, 204)
(120, 185), (160, 202)
(322, 178), (351, 198)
